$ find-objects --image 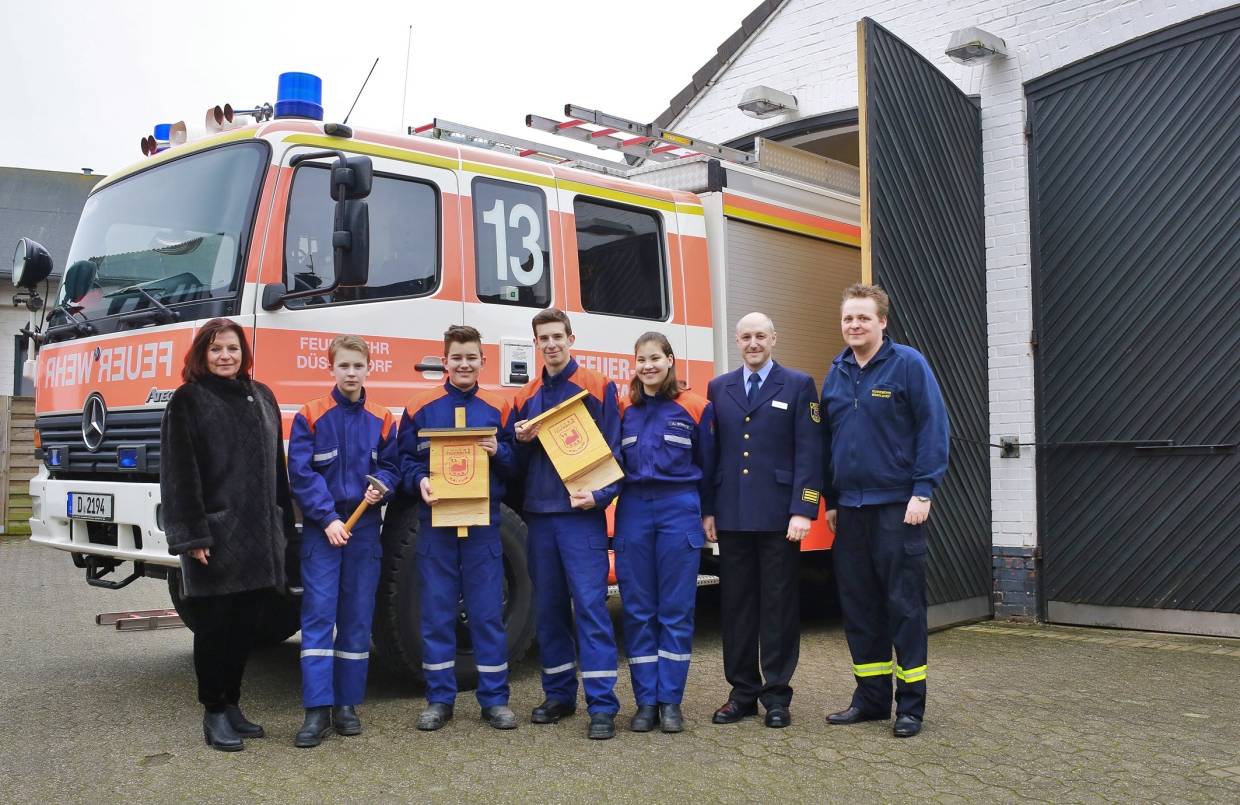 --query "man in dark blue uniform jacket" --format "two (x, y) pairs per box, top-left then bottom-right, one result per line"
(820, 284), (949, 739)
(705, 312), (822, 729)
